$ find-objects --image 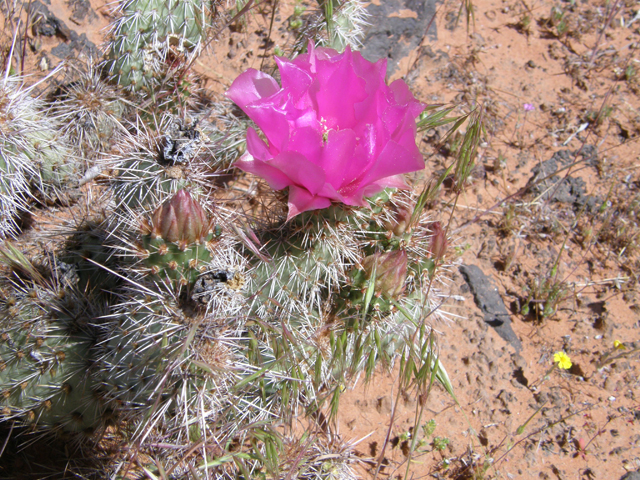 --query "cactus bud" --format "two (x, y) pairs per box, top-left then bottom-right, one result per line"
(150, 190), (209, 244)
(429, 222), (448, 261)
(363, 250), (408, 298)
